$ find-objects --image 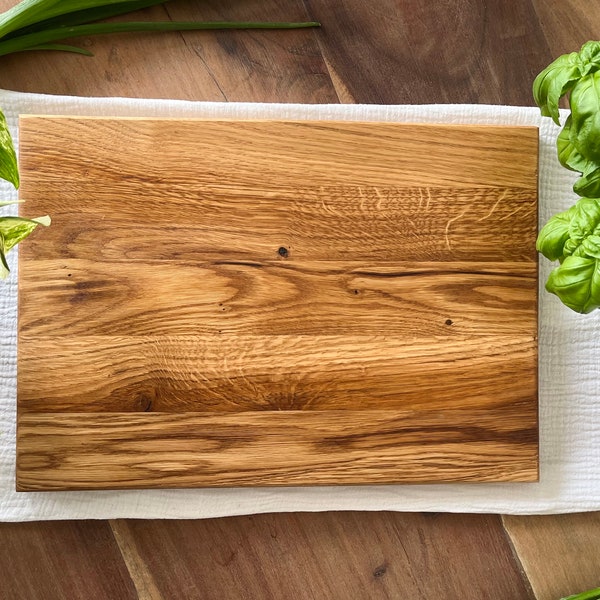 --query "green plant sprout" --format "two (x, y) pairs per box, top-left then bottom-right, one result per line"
(534, 41), (600, 313)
